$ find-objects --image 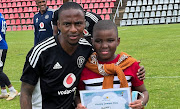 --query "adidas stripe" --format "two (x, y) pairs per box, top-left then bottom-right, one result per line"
(29, 37), (57, 68)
